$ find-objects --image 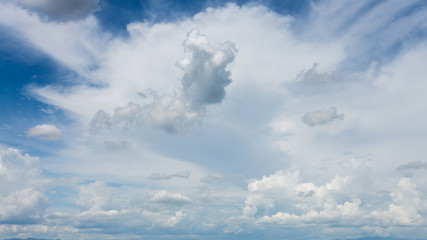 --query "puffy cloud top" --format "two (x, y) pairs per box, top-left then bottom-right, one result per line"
(177, 29), (237, 108)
